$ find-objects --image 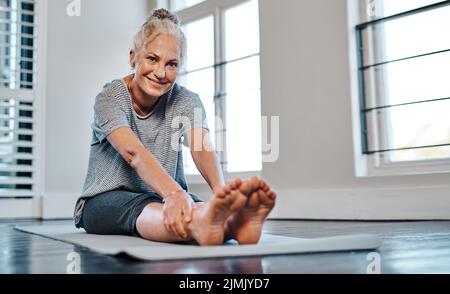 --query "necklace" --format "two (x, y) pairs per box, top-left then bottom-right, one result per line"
(125, 77), (153, 117)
